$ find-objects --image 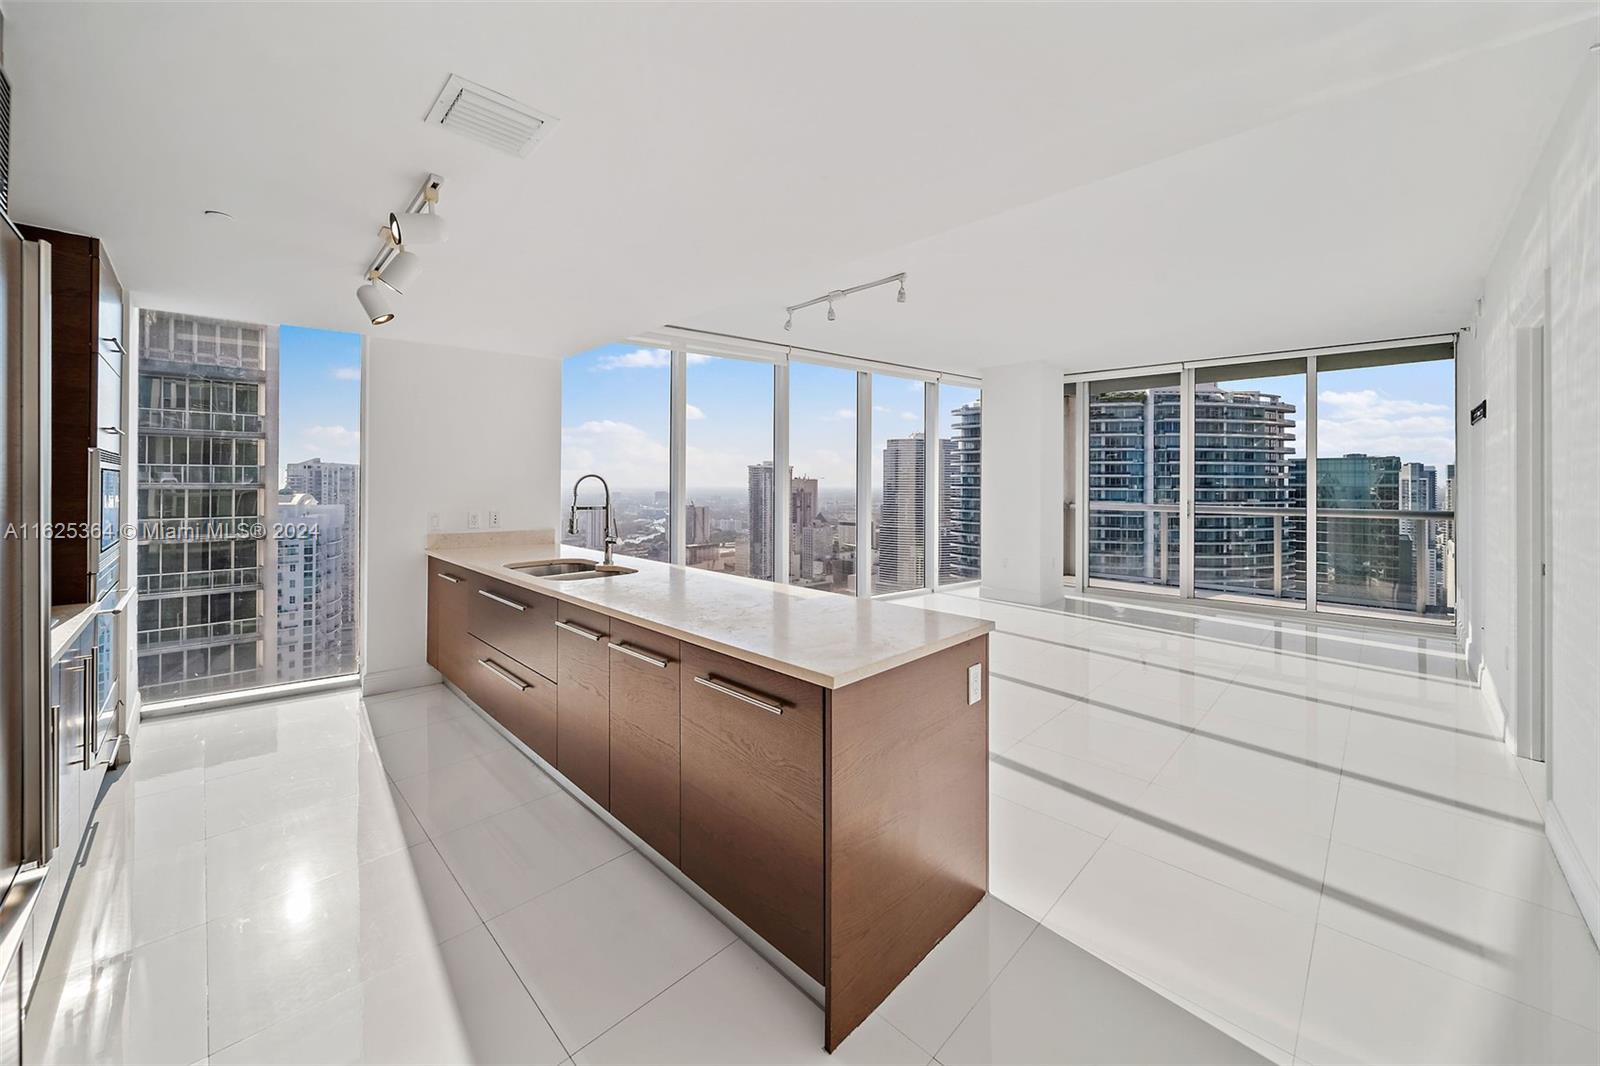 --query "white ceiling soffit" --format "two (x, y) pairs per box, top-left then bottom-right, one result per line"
(7, 2), (1596, 371)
